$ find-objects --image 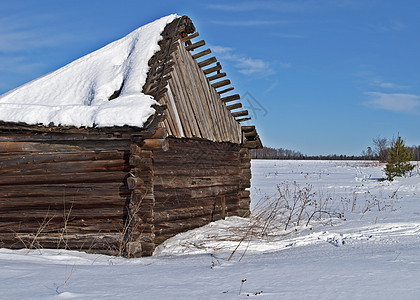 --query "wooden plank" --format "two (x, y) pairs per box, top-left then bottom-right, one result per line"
(244, 129), (257, 138)
(178, 42), (215, 140)
(243, 140), (258, 148)
(211, 79), (231, 89)
(203, 63), (222, 75)
(197, 57), (217, 68)
(164, 85), (184, 137)
(0, 171), (127, 186)
(241, 126), (255, 132)
(226, 103), (242, 110)
(185, 40), (205, 51)
(192, 49), (211, 59)
(183, 45), (219, 140)
(221, 94), (240, 103)
(236, 117), (251, 122)
(207, 72), (226, 82)
(170, 48), (204, 138)
(217, 87), (234, 95)
(0, 159), (129, 175)
(180, 31), (199, 43)
(167, 60), (195, 137)
(232, 110), (248, 118)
